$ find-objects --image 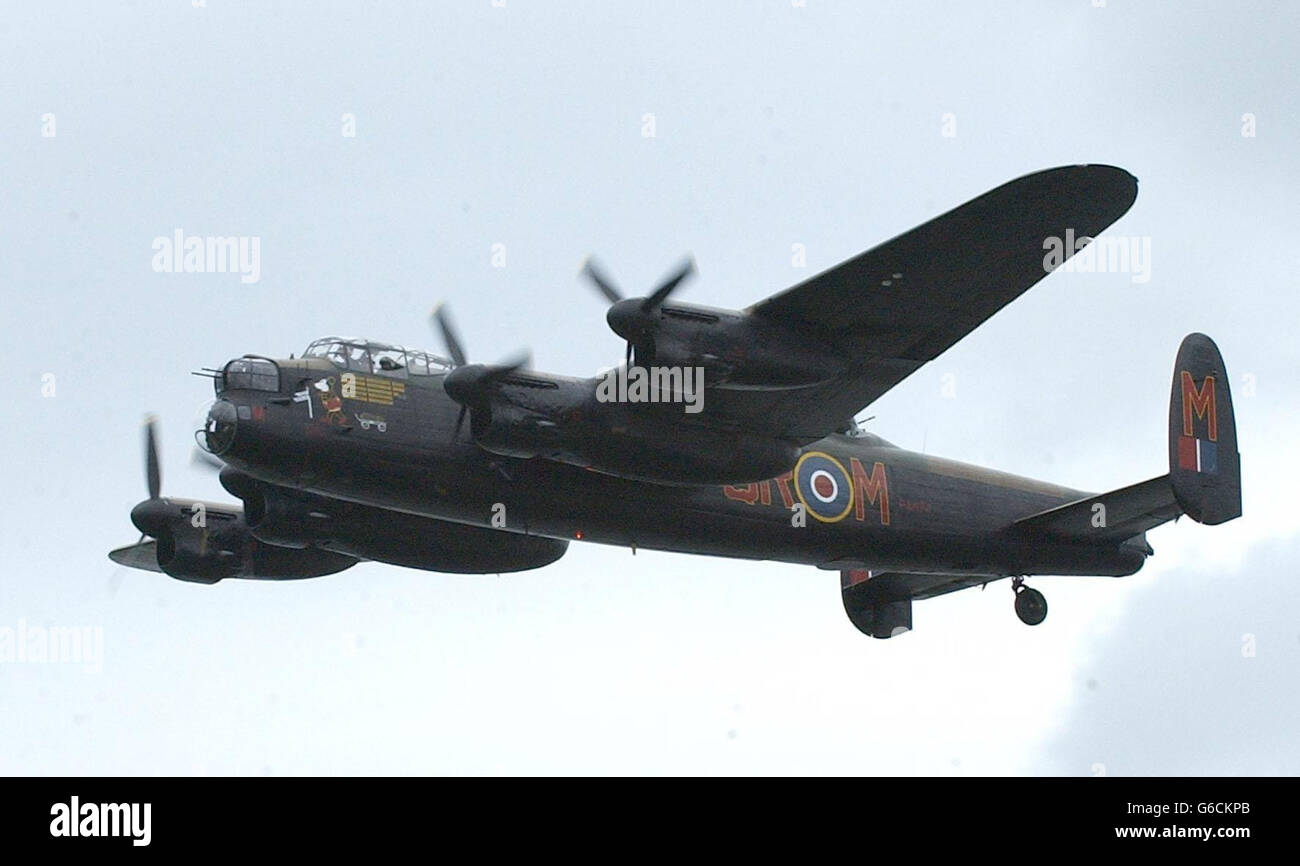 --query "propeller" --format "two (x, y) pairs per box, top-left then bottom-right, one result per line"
(581, 258), (624, 305)
(145, 414), (161, 500)
(130, 415), (167, 542)
(431, 303), (468, 367)
(430, 303), (531, 441)
(639, 257), (695, 312)
(580, 256), (695, 366)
